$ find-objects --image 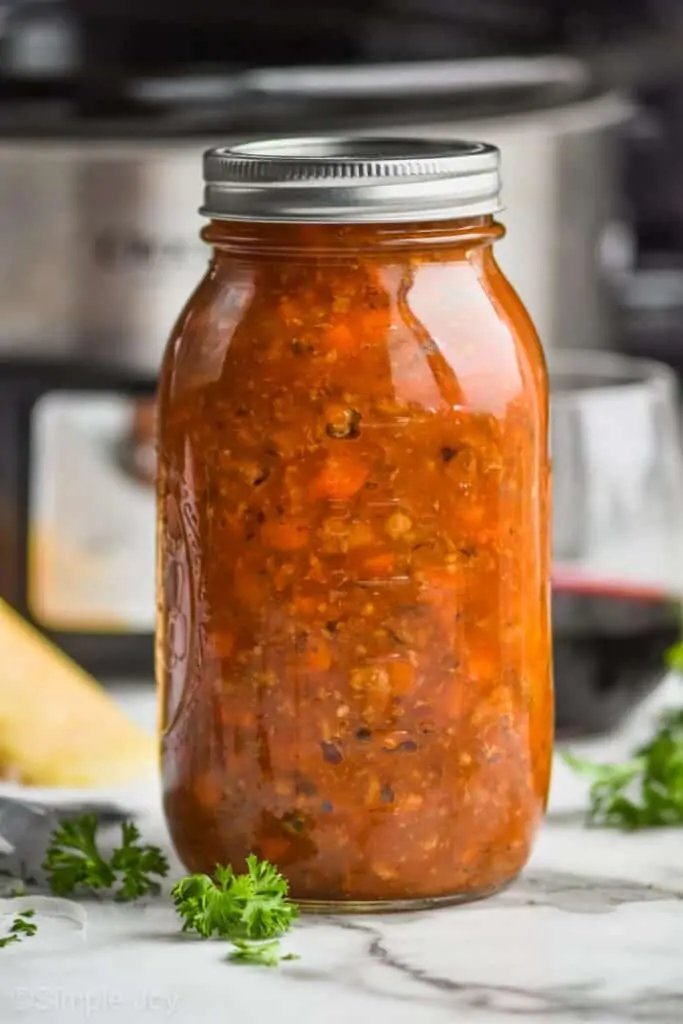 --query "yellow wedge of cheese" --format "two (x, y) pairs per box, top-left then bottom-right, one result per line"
(0, 598), (156, 787)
